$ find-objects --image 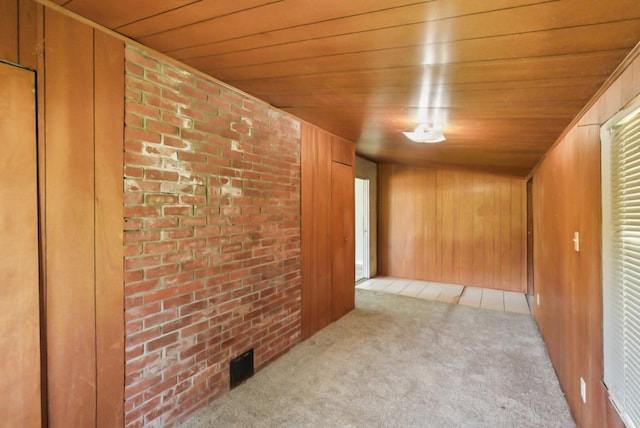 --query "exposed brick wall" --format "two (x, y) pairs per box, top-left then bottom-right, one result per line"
(123, 45), (302, 428)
